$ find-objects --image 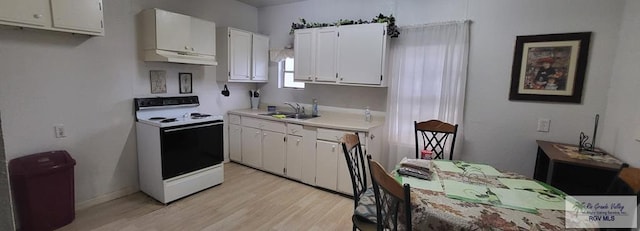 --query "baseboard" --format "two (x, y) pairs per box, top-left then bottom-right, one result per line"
(76, 186), (139, 211)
